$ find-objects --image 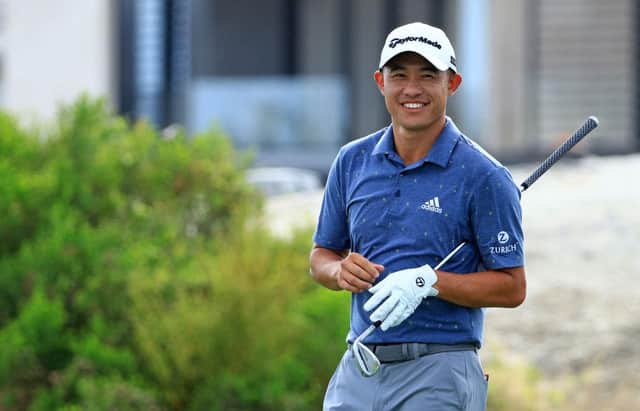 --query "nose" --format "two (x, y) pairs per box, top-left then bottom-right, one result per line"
(403, 77), (424, 97)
